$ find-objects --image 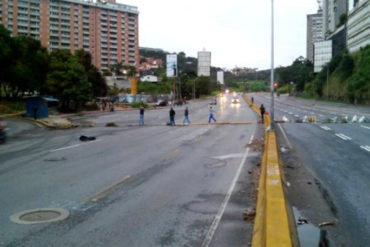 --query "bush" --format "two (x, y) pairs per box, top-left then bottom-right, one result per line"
(277, 85), (289, 94)
(131, 102), (148, 108)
